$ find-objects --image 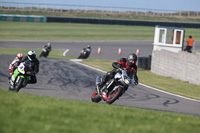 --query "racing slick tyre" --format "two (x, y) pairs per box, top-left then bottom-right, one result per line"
(106, 87), (124, 104)
(91, 91), (101, 103)
(14, 77), (24, 92)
